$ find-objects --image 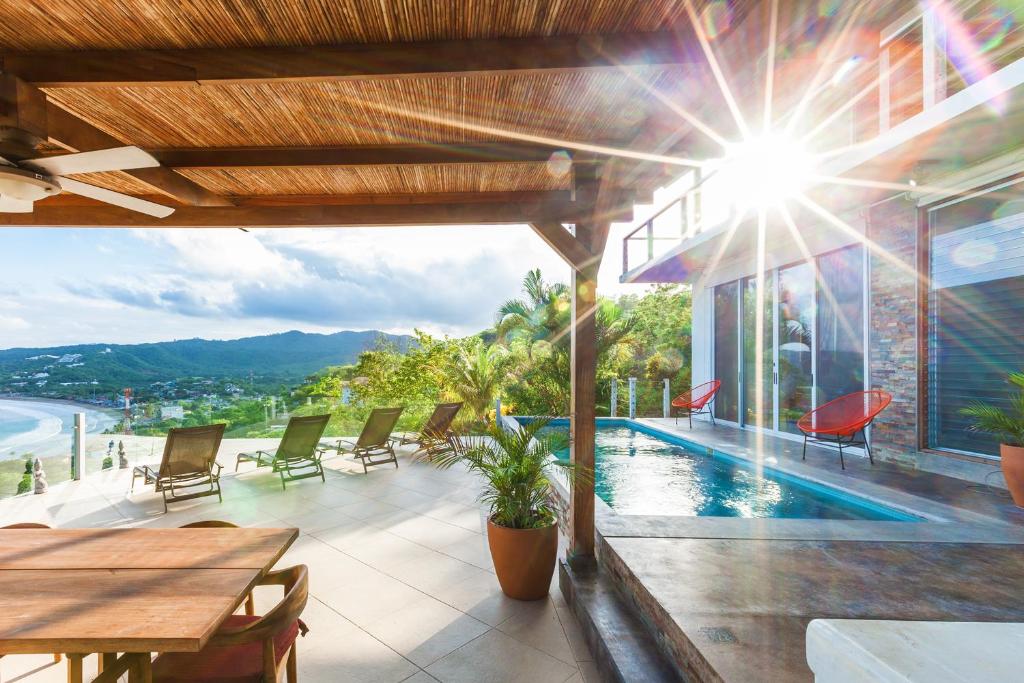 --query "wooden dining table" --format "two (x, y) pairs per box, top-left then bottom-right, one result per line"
(0, 527), (298, 683)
